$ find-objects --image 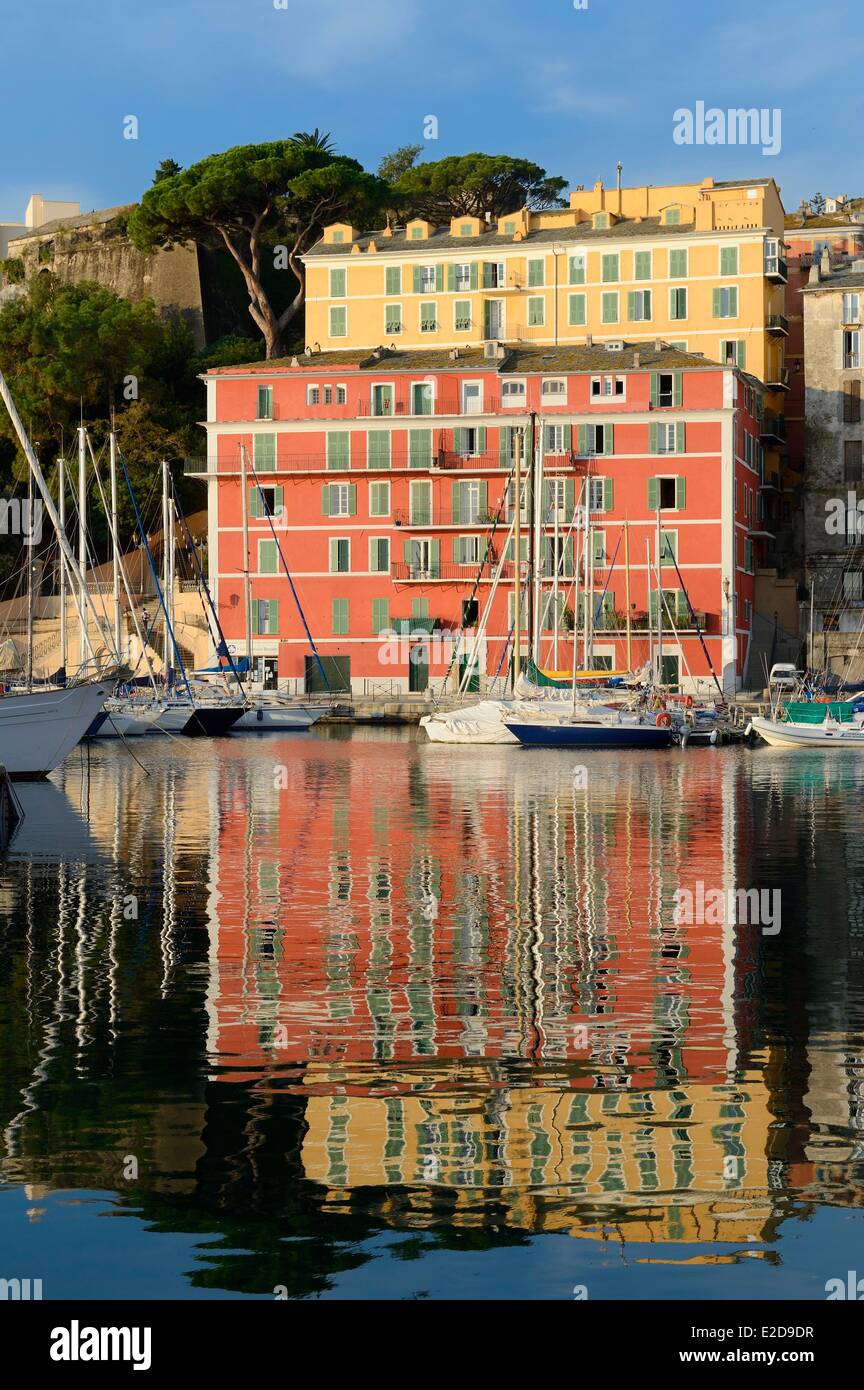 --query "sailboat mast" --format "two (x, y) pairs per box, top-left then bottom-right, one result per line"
(26, 465), (33, 690)
(655, 504), (663, 682)
(58, 456), (67, 676)
(512, 429), (522, 688)
(161, 459), (171, 673)
(624, 520), (632, 672)
(240, 443), (253, 678)
(77, 426), (91, 666)
(109, 430), (122, 659)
